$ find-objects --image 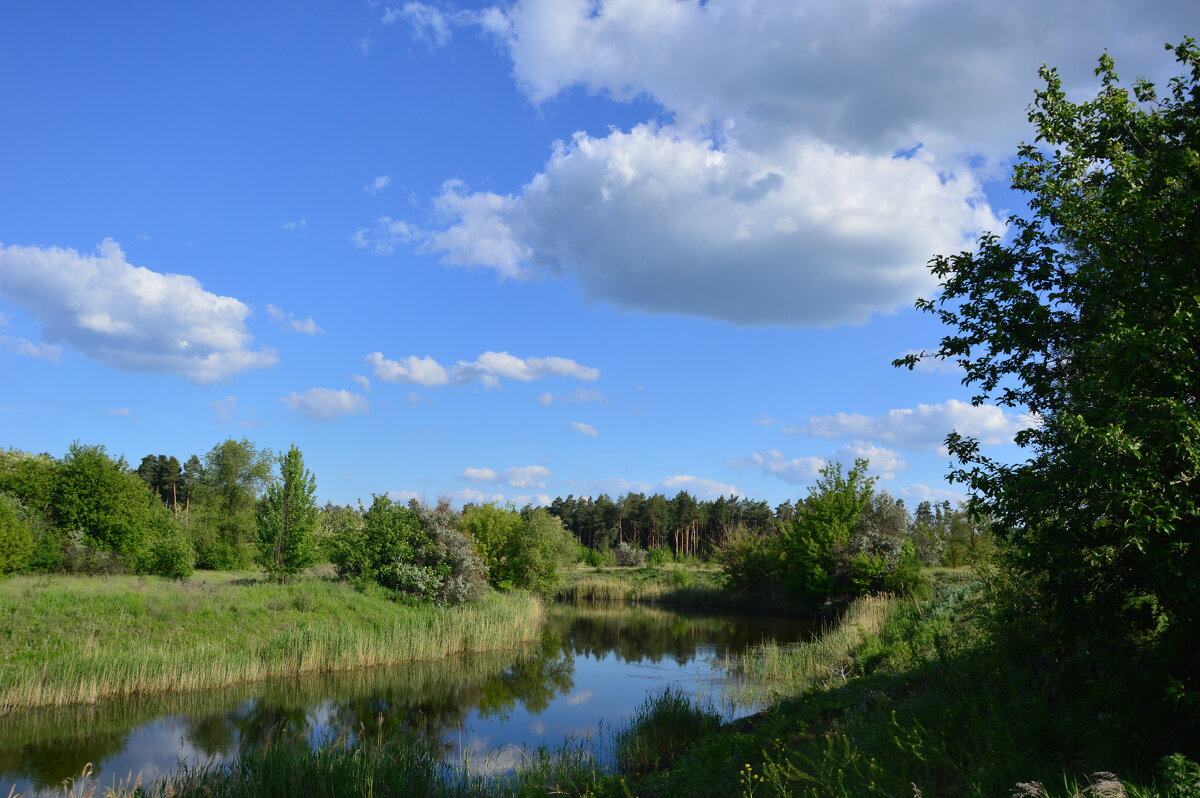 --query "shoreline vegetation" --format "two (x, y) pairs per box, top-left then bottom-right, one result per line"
(0, 571), (544, 713)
